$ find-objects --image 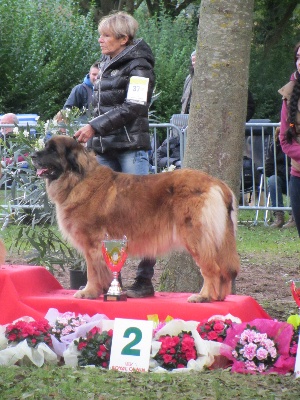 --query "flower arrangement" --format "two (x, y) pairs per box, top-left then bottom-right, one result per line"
(231, 325), (278, 373)
(221, 318), (295, 375)
(154, 331), (197, 370)
(1, 310), (299, 373)
(74, 327), (113, 368)
(49, 312), (87, 342)
(5, 318), (52, 348)
(197, 318), (233, 343)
